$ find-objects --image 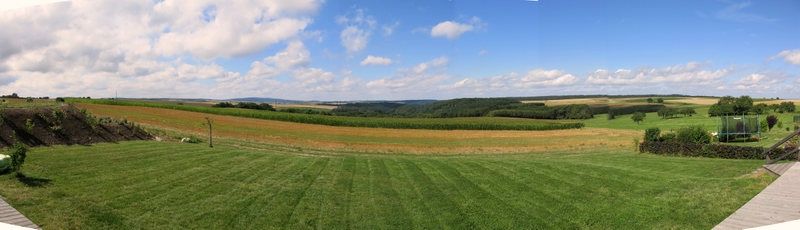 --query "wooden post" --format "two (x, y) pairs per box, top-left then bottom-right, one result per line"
(205, 117), (213, 148)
